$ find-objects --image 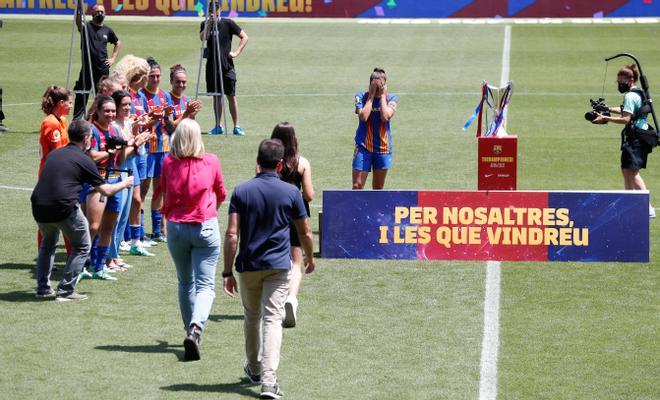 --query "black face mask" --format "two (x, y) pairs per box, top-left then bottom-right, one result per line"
(618, 82), (631, 94)
(93, 12), (105, 24)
